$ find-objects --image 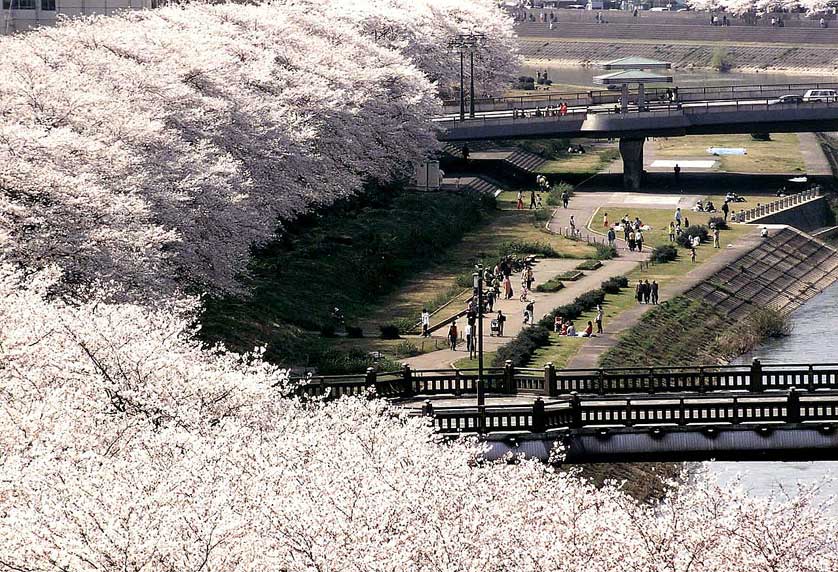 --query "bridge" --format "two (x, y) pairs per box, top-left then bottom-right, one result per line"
(291, 360), (838, 463)
(434, 81), (838, 189)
